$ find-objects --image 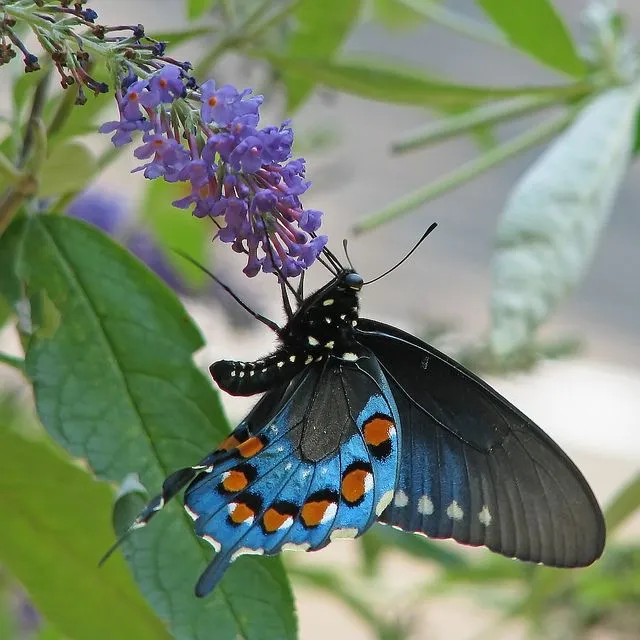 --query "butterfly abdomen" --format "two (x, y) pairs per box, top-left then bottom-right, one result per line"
(210, 351), (305, 396)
